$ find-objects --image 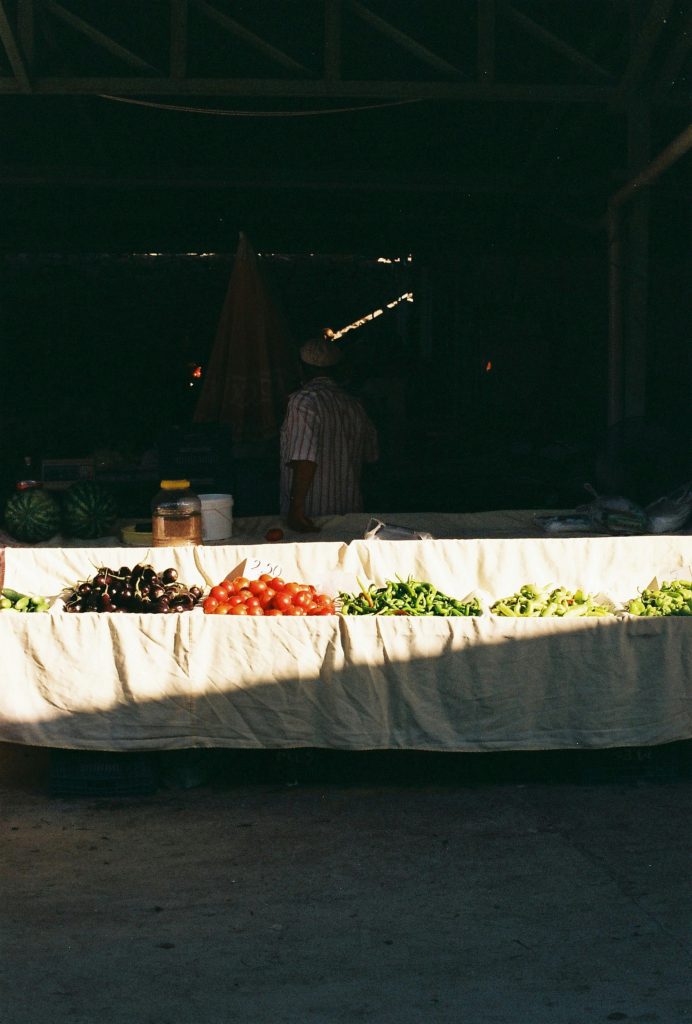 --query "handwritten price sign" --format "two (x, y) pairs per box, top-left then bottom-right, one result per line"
(246, 557), (283, 579)
(224, 556), (286, 584)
